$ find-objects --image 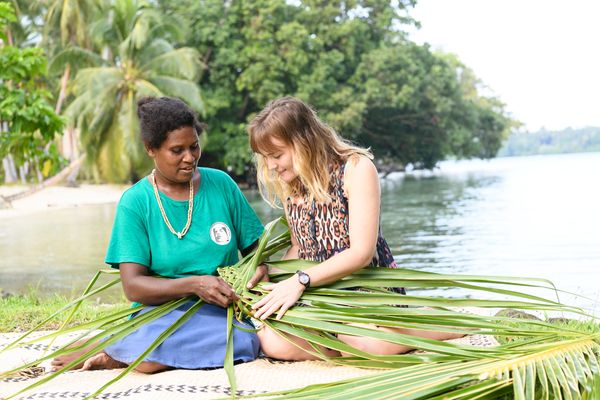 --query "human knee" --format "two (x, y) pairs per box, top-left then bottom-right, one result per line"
(338, 334), (371, 353)
(260, 339), (300, 360)
(338, 335), (410, 355)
